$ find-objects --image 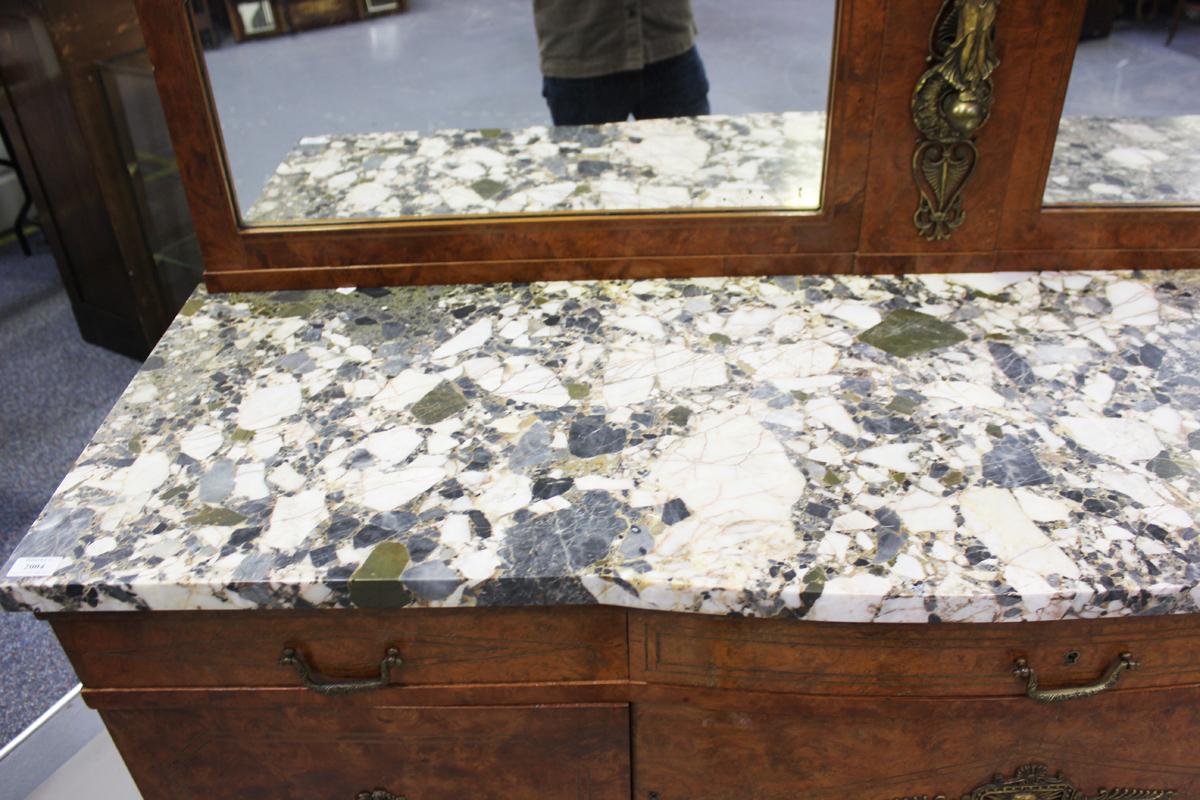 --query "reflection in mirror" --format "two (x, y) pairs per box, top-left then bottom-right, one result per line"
(1044, 8), (1200, 205)
(196, 0), (835, 224)
(234, 1), (281, 36)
